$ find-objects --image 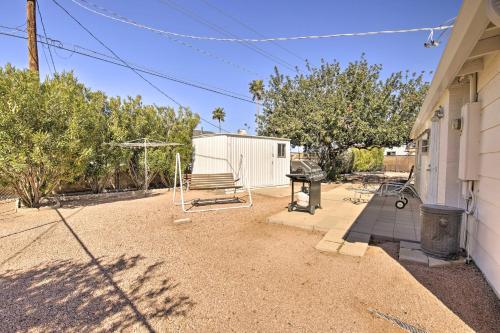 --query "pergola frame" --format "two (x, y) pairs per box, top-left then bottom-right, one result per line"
(106, 138), (181, 191)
